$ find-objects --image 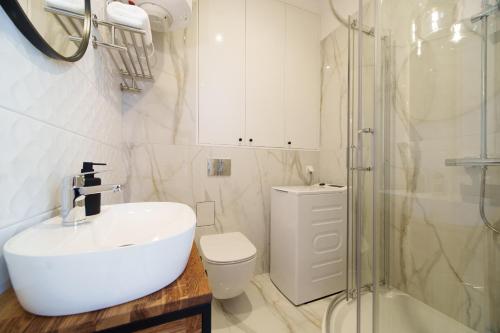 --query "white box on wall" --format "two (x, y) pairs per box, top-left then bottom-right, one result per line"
(196, 201), (215, 227)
